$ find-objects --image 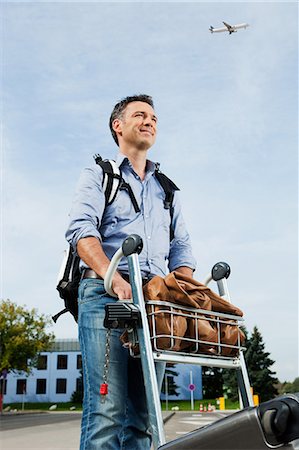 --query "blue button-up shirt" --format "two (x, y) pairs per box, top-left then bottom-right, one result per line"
(66, 153), (196, 277)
